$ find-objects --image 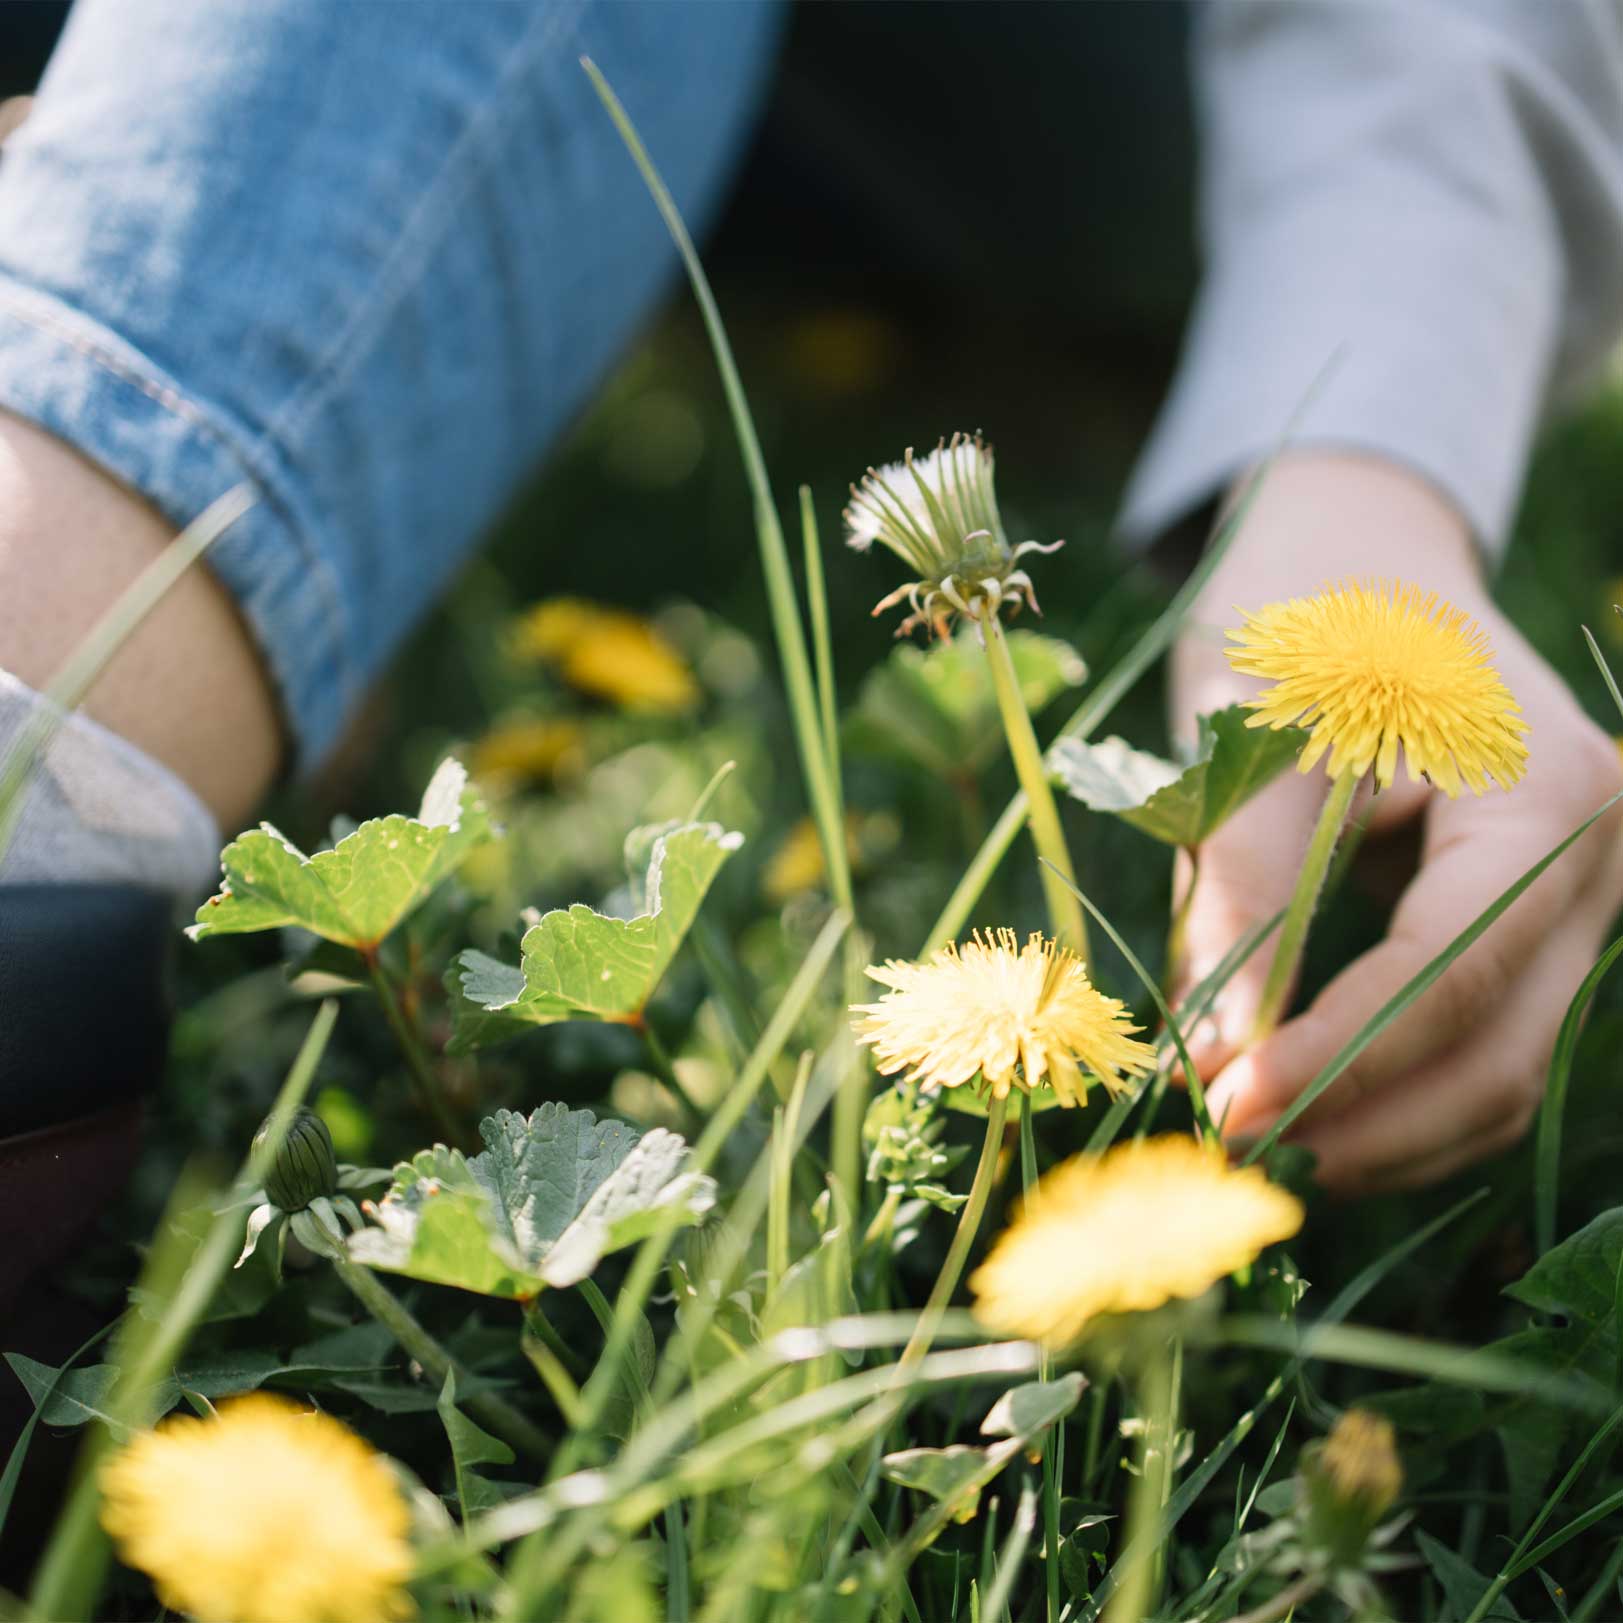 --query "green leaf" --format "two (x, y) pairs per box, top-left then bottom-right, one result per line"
(437, 1369), (516, 1519)
(347, 1103), (716, 1298)
(449, 820), (742, 1050)
(980, 1373), (1086, 1438)
(1050, 707), (1304, 848)
(190, 757), (493, 950)
(882, 1446), (992, 1523)
(845, 630), (1086, 778)
(3, 1357), (173, 1437)
(1417, 1530), (1522, 1621)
